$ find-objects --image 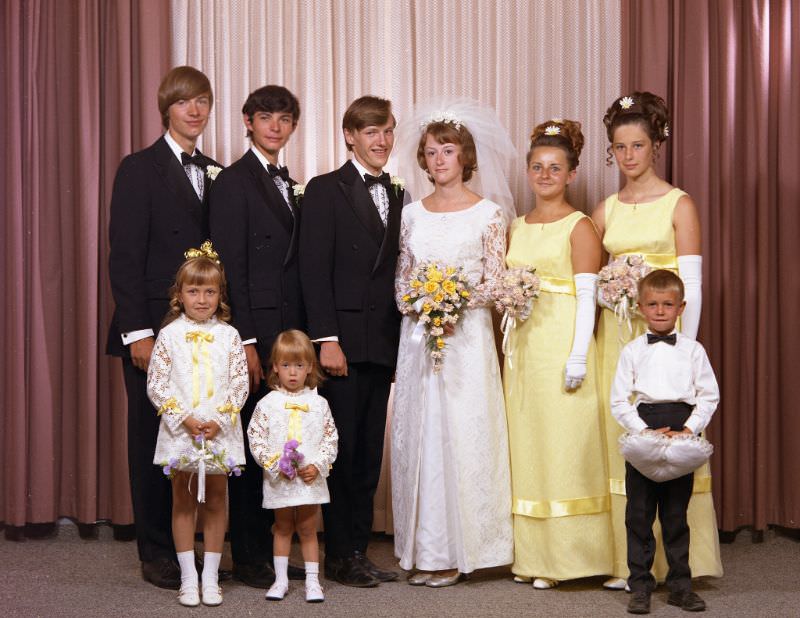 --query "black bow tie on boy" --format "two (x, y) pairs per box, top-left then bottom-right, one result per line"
(364, 171), (392, 190)
(180, 151), (206, 168)
(647, 333), (677, 346)
(267, 163), (291, 183)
